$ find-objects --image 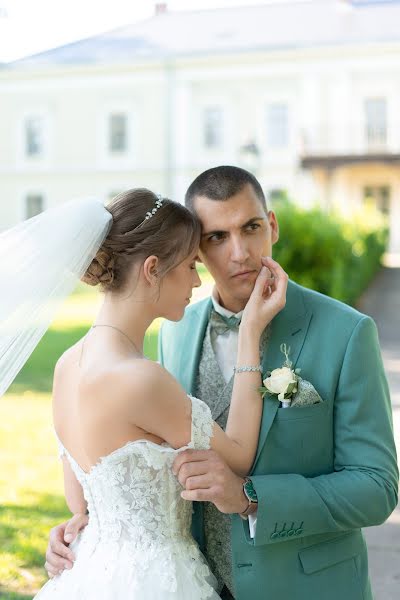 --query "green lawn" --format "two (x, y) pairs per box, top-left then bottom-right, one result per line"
(0, 269), (213, 598)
